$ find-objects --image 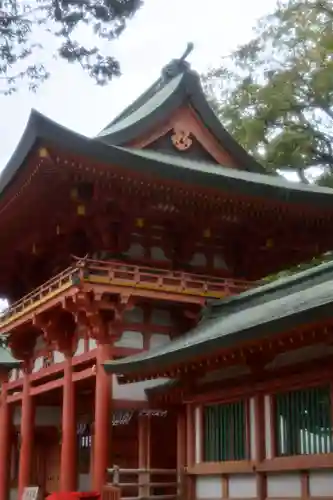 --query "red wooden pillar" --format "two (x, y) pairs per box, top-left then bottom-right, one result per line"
(138, 415), (151, 498)
(60, 358), (77, 491)
(254, 396), (266, 500)
(138, 415), (150, 468)
(185, 405), (194, 467)
(177, 409), (186, 469)
(18, 374), (34, 499)
(0, 383), (11, 500)
(92, 343), (112, 492)
(185, 405), (195, 500)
